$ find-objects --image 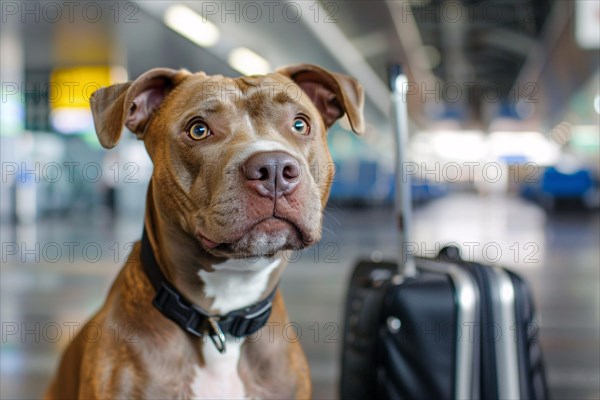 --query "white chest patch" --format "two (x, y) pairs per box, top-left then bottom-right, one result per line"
(191, 258), (281, 399)
(198, 257), (281, 314)
(190, 338), (246, 399)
